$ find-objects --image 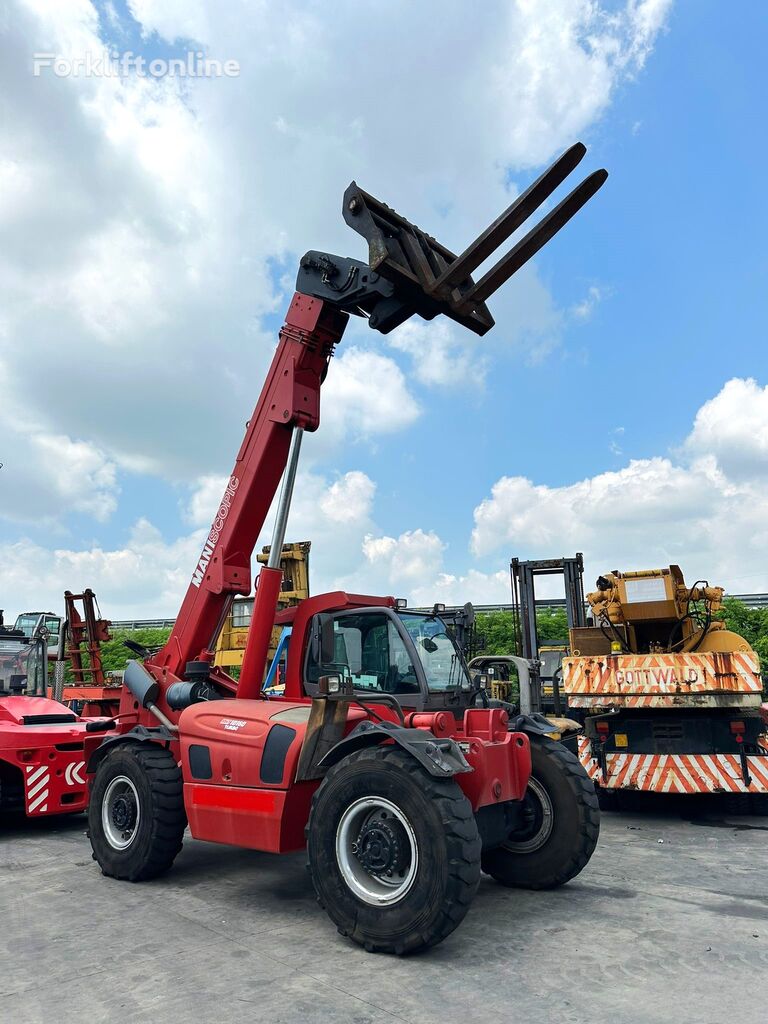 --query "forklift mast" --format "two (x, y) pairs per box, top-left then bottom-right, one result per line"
(510, 554), (586, 713)
(65, 589), (112, 686)
(137, 145), (606, 709)
(511, 554), (586, 661)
